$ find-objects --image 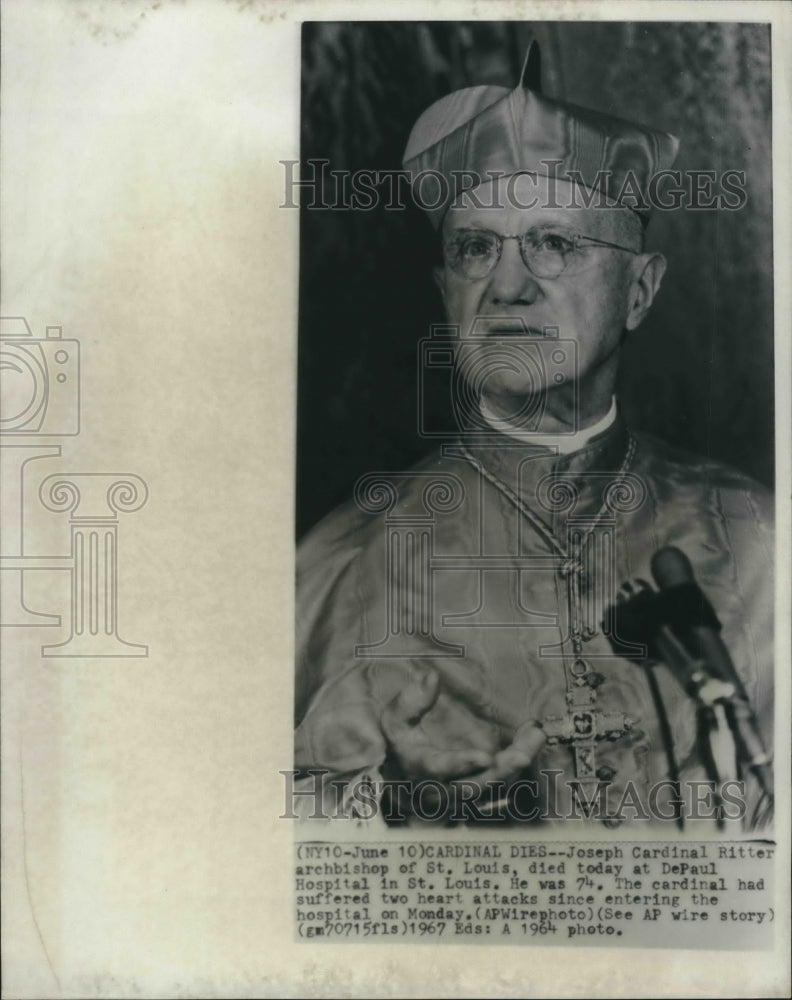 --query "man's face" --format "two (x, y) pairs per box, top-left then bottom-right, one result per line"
(435, 174), (659, 423)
